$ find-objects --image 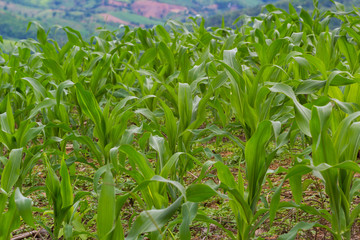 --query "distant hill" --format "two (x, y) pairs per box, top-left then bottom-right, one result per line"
(0, 0), (281, 40)
(2, 0), (353, 41)
(0, 0), (355, 41)
(206, 0), (358, 27)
